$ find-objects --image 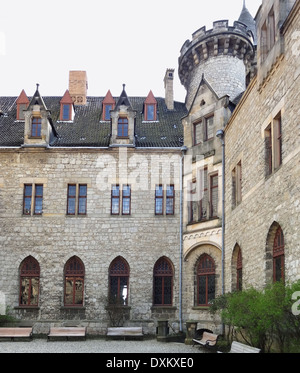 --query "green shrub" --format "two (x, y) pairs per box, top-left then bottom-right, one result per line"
(210, 280), (300, 353)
